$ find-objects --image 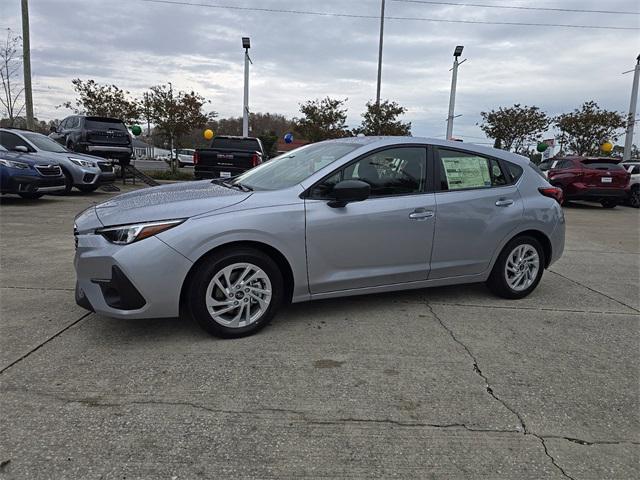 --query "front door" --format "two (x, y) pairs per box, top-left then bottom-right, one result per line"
(305, 146), (436, 294)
